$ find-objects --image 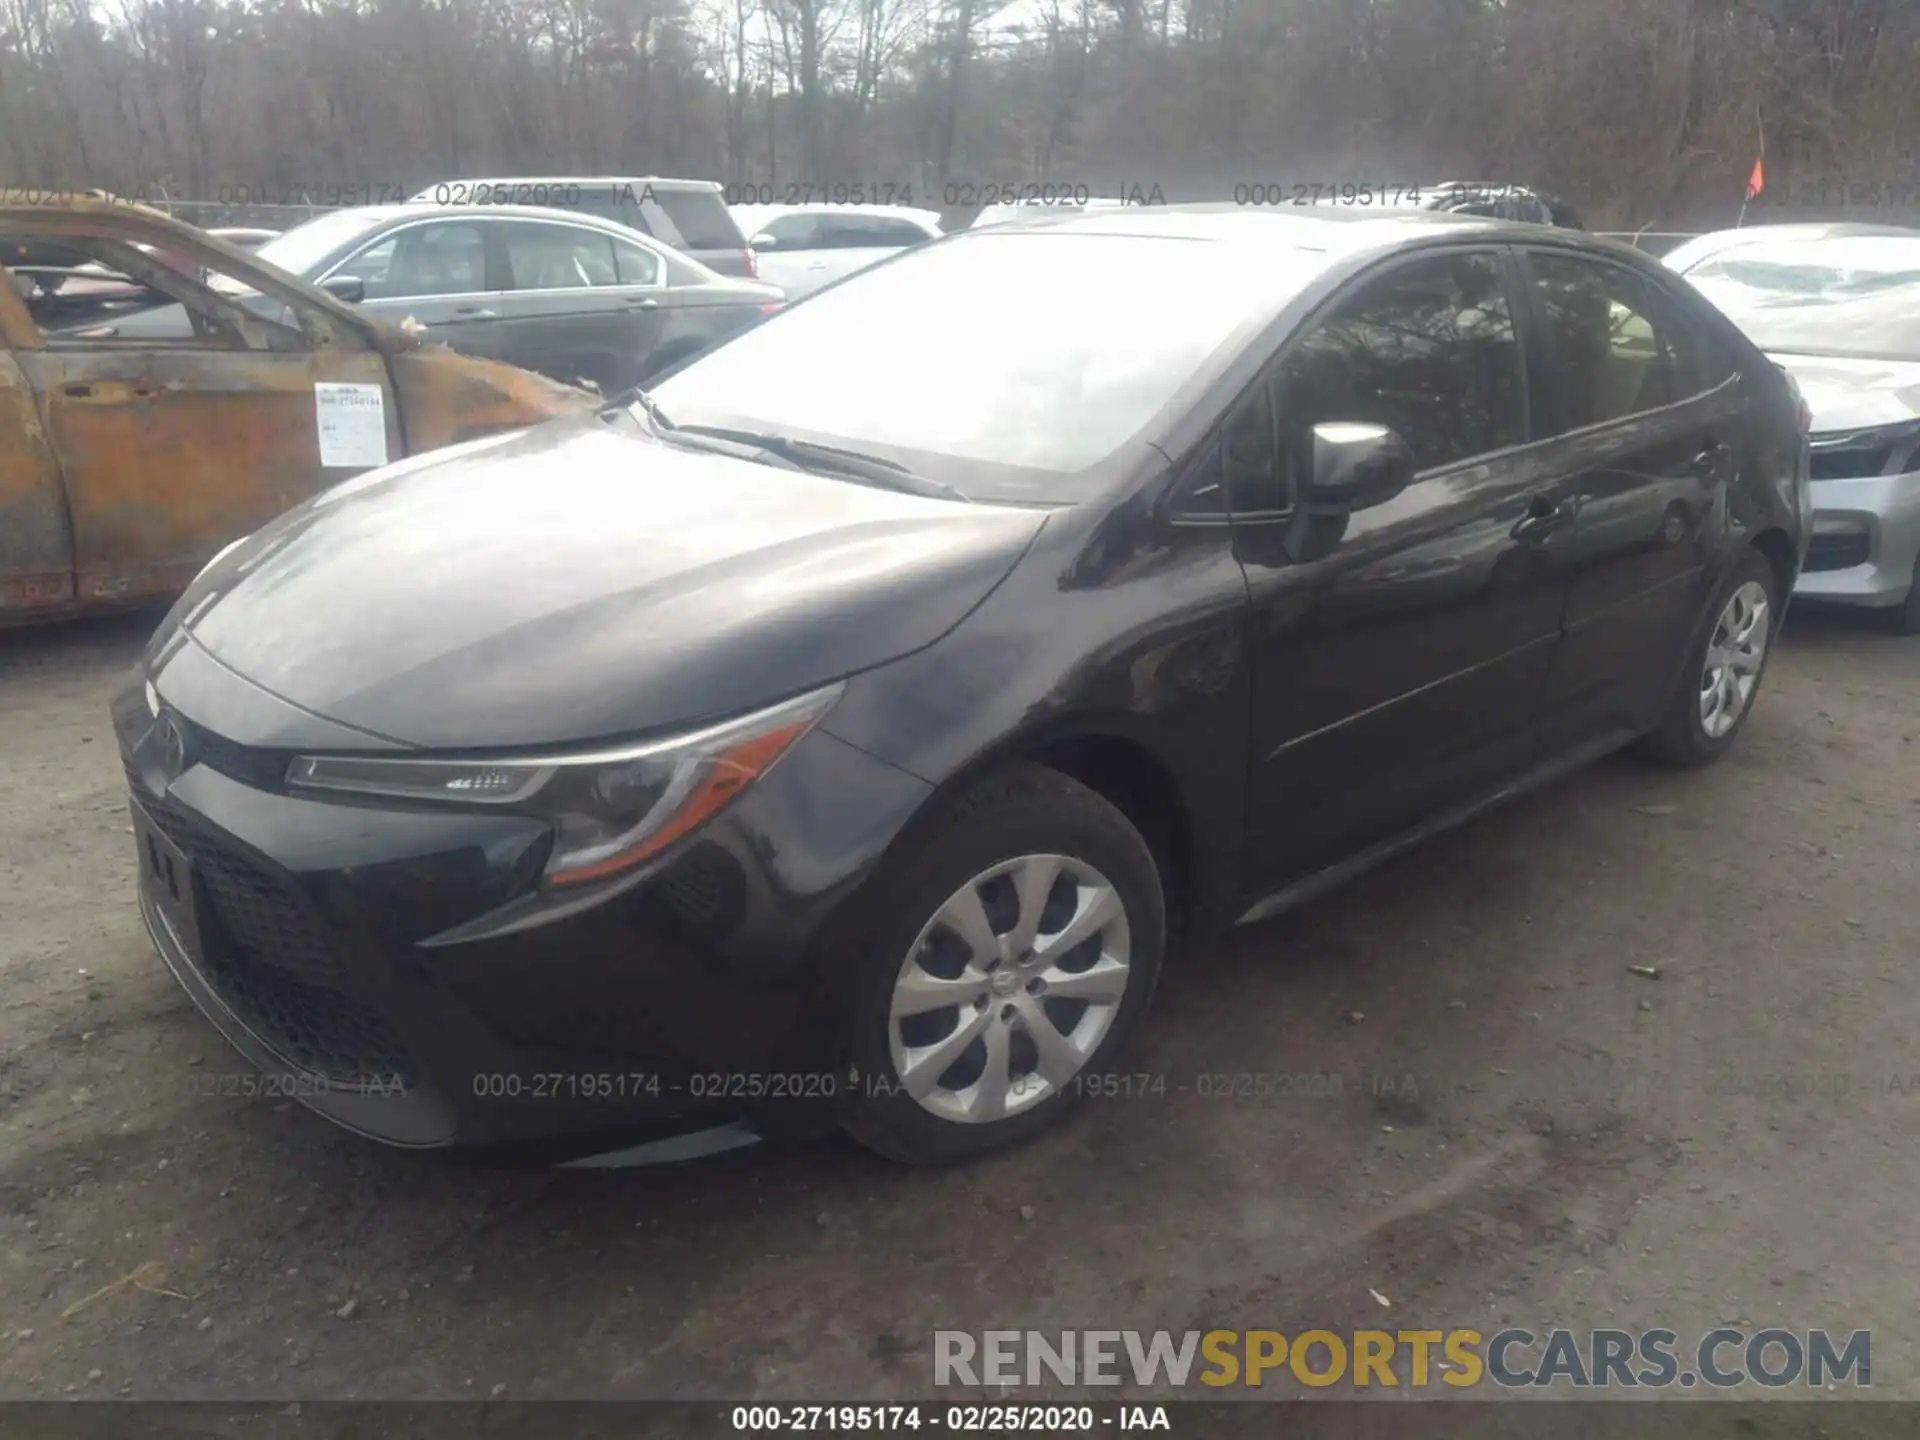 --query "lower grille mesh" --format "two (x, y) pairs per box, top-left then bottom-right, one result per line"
(133, 774), (414, 1087)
